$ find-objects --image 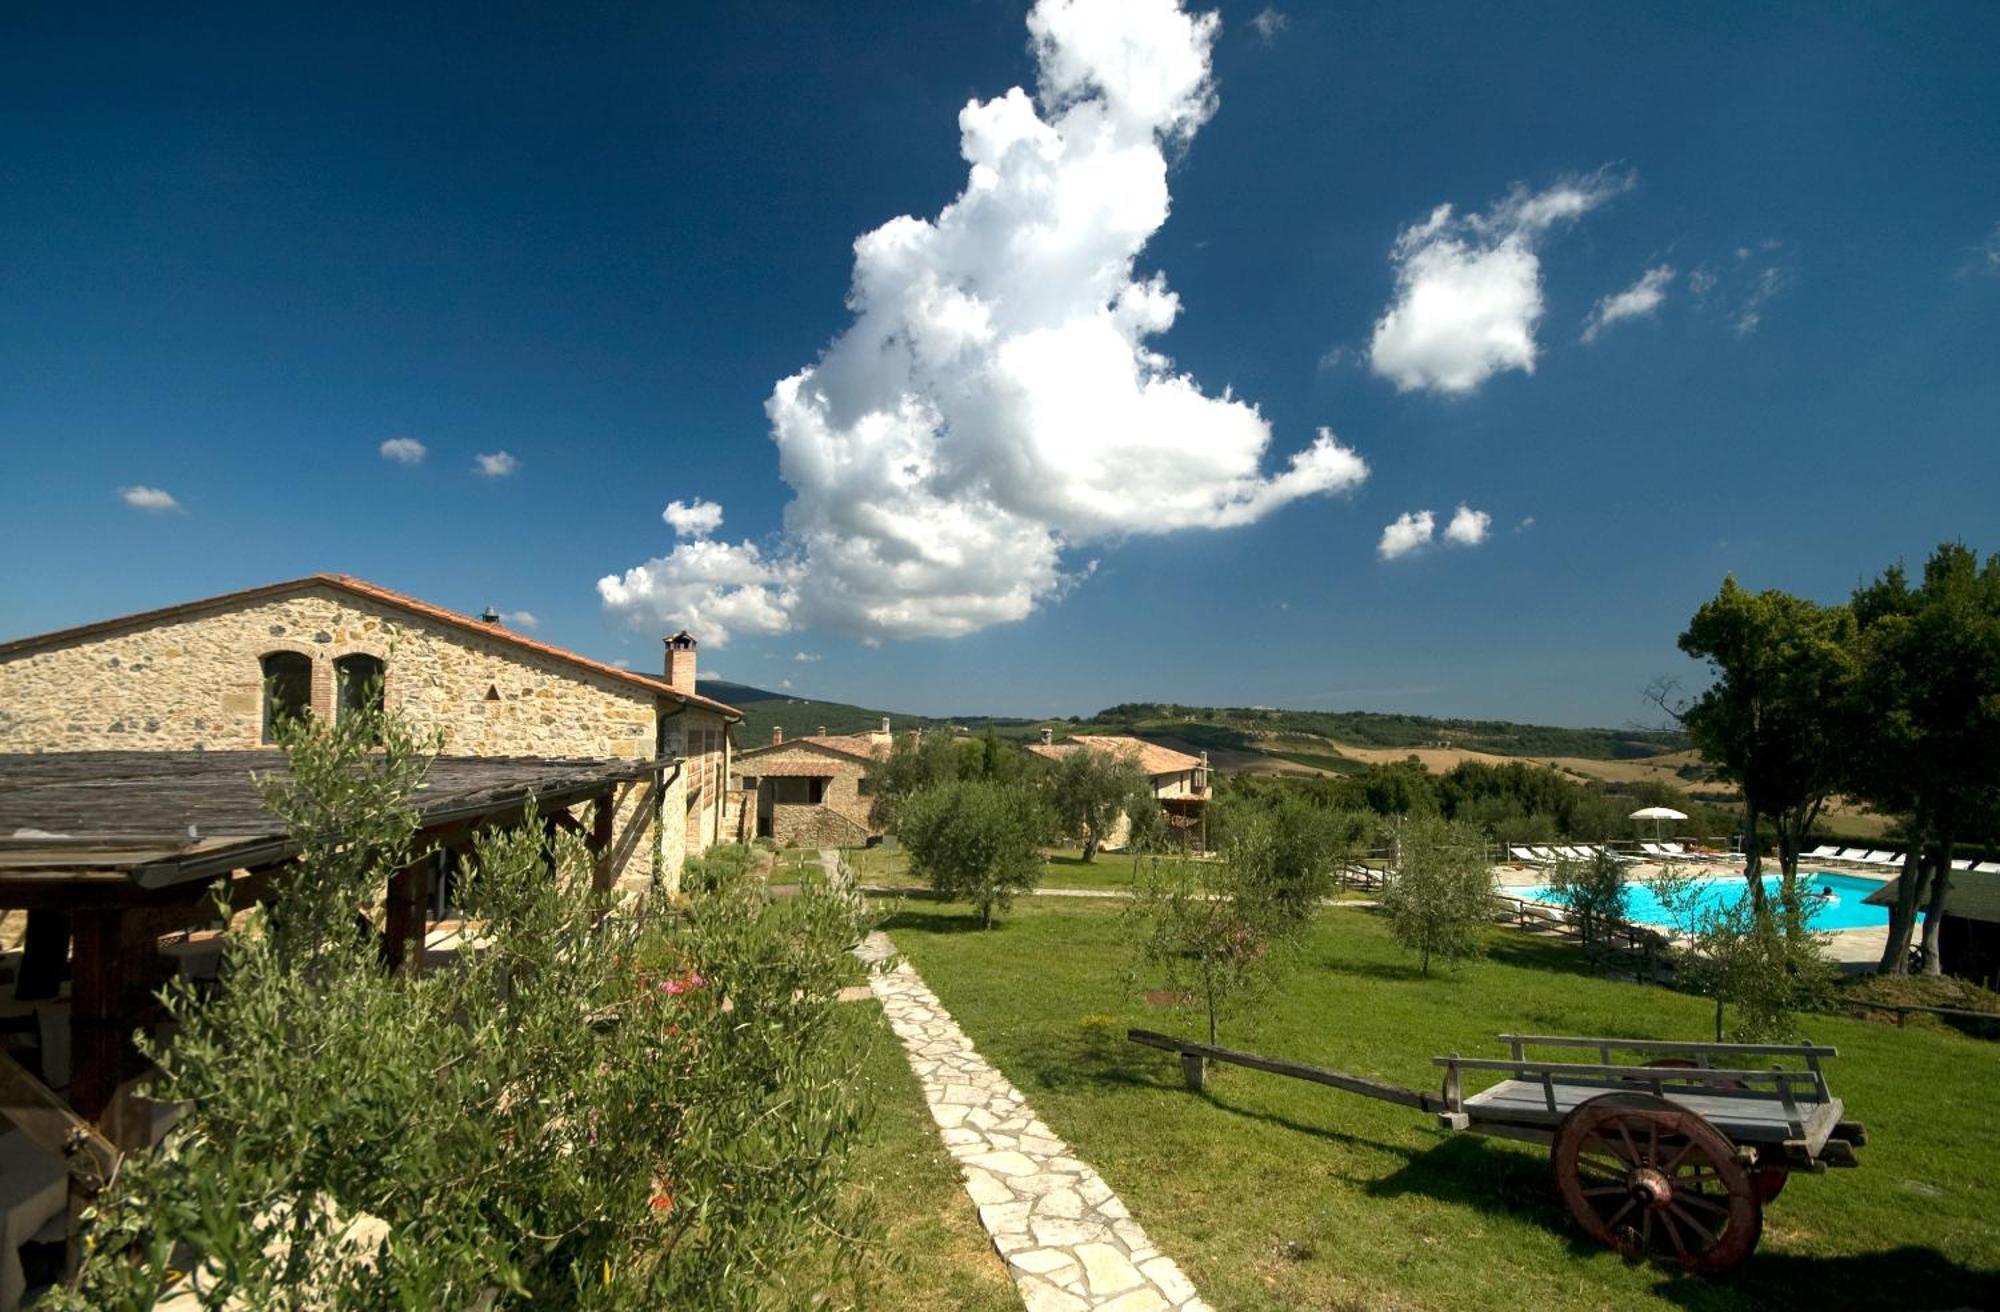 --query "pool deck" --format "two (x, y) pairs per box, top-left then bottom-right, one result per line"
(1492, 861), (1892, 971)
